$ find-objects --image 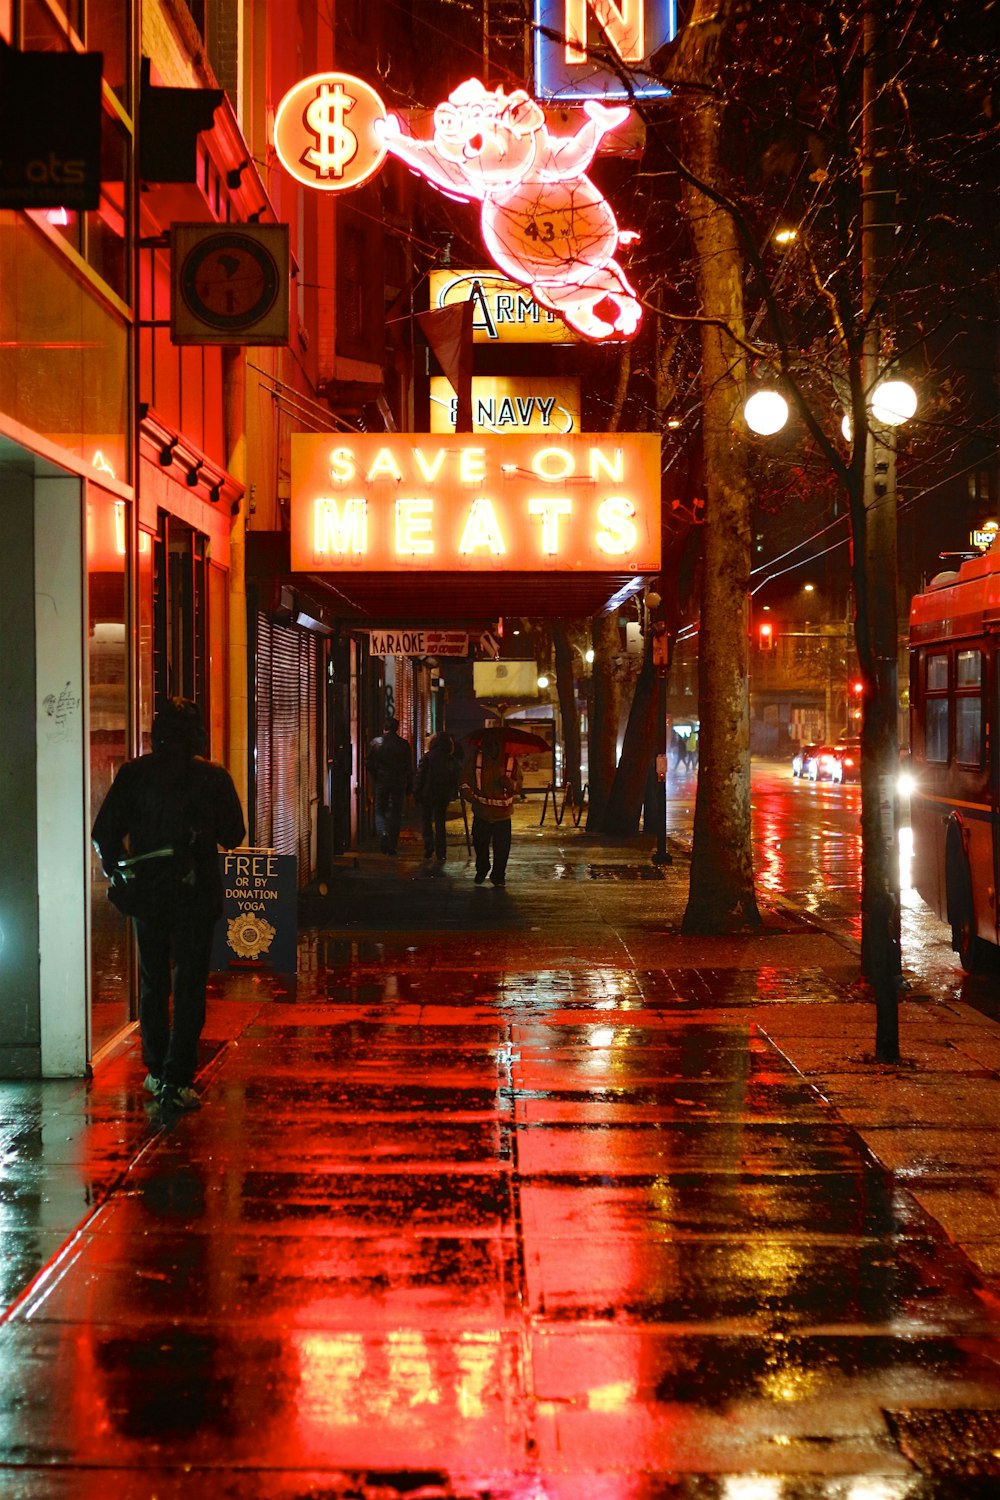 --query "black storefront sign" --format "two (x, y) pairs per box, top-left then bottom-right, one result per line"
(211, 850), (298, 975)
(0, 46), (103, 210)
